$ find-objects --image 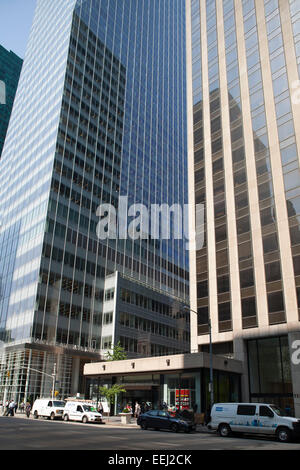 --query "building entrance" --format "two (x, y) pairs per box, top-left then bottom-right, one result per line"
(117, 386), (160, 414)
